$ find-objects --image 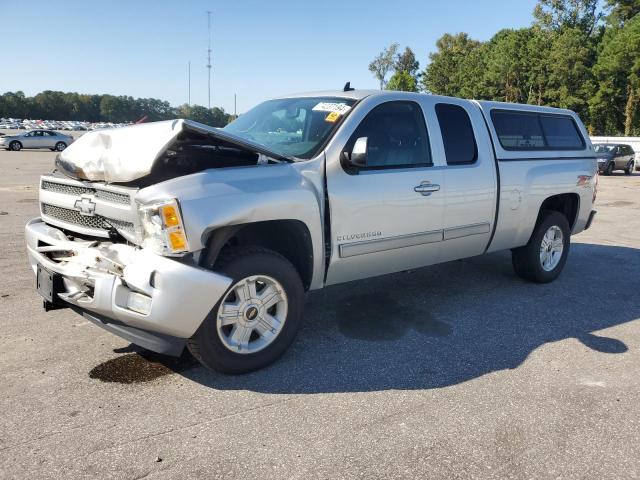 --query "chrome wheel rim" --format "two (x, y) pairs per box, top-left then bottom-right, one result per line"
(539, 225), (564, 272)
(216, 275), (288, 354)
(56, 143), (64, 151)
